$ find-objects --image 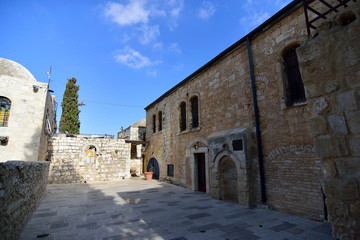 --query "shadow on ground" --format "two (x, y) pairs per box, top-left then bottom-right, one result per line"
(20, 178), (333, 240)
